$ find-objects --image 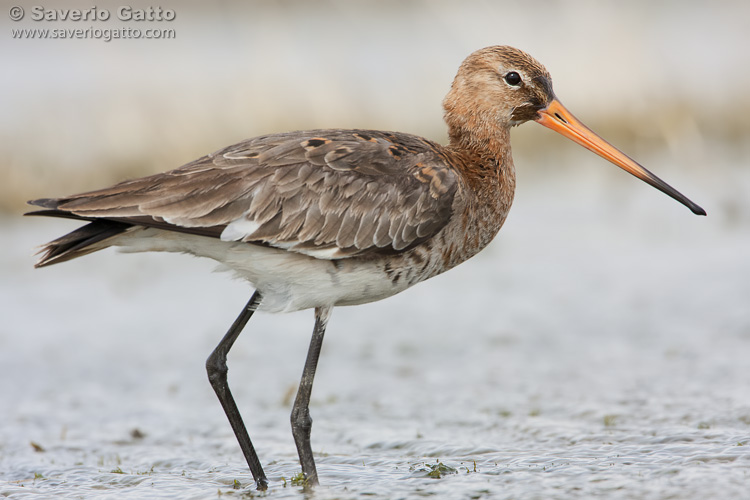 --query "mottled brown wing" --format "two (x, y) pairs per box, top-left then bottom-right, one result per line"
(29, 129), (459, 258)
